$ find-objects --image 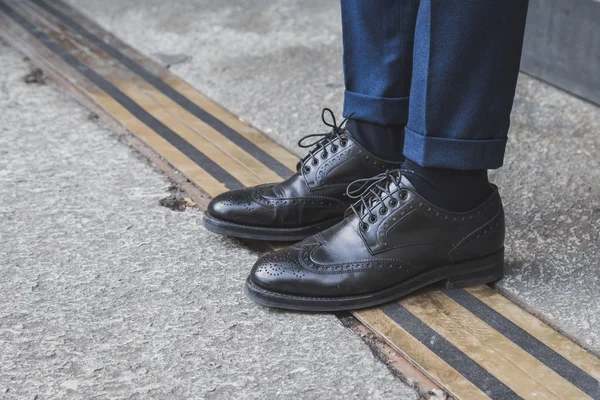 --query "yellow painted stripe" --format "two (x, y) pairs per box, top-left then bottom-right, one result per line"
(0, 9), (228, 196)
(467, 285), (600, 382)
(92, 92), (230, 195)
(401, 293), (561, 400)
(21, 0), (299, 172)
(18, 3), (276, 189)
(163, 75), (300, 171)
(108, 78), (266, 189)
(423, 290), (591, 399)
(355, 308), (491, 400)
(134, 82), (282, 183)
